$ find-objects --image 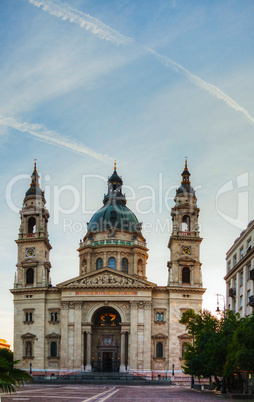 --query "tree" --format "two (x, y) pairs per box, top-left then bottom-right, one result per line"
(0, 349), (33, 393)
